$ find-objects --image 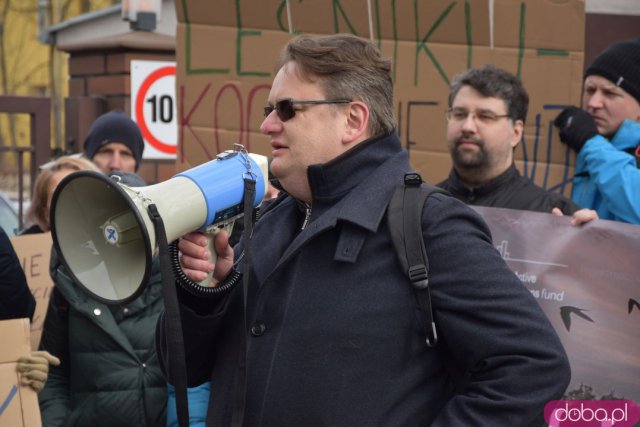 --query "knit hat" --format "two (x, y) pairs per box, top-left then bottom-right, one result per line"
(584, 38), (640, 105)
(83, 110), (144, 171)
